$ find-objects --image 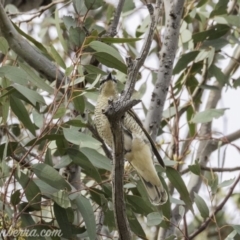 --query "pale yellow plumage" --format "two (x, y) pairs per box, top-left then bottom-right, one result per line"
(94, 74), (167, 205)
